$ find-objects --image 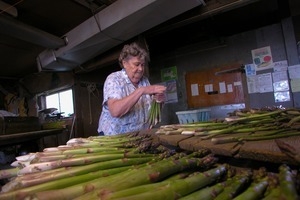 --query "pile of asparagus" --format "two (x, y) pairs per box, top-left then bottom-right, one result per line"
(156, 108), (300, 143)
(0, 131), (299, 200)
